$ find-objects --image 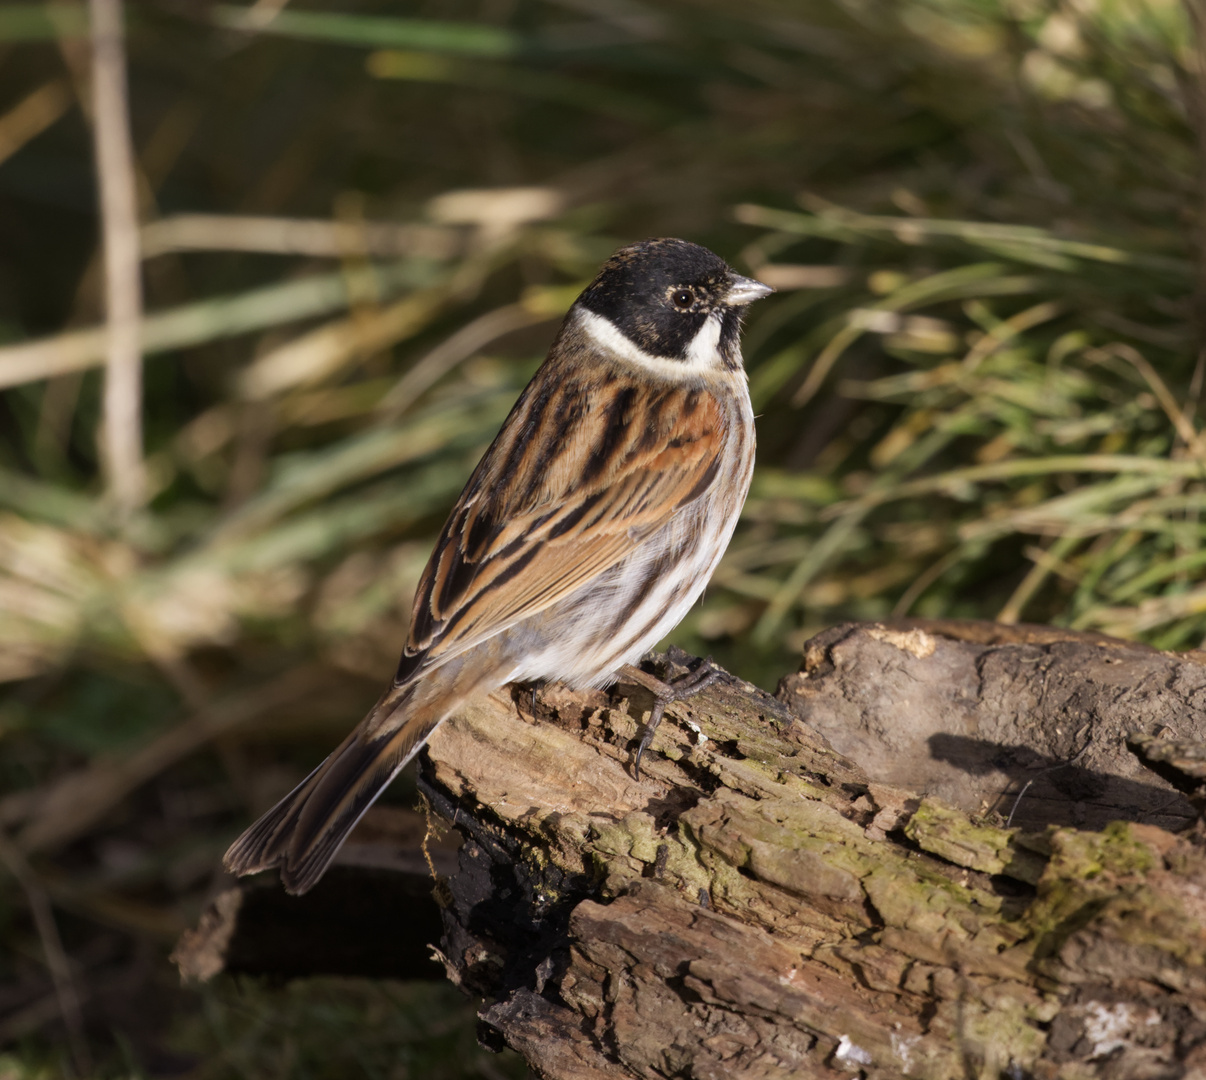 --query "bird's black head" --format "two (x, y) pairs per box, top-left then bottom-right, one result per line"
(576, 238), (772, 367)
